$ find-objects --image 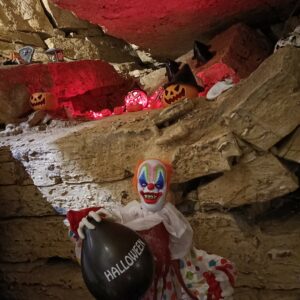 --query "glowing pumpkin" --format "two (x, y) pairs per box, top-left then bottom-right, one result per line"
(162, 83), (199, 106)
(30, 92), (58, 111)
